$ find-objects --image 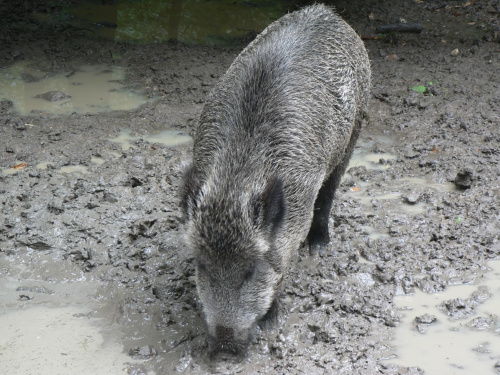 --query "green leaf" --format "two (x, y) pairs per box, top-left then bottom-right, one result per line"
(411, 85), (427, 93)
